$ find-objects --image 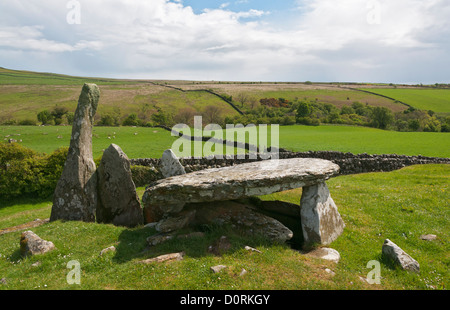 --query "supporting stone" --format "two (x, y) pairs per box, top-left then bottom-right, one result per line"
(299, 182), (345, 248)
(96, 144), (144, 228)
(50, 83), (100, 222)
(160, 149), (186, 178)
